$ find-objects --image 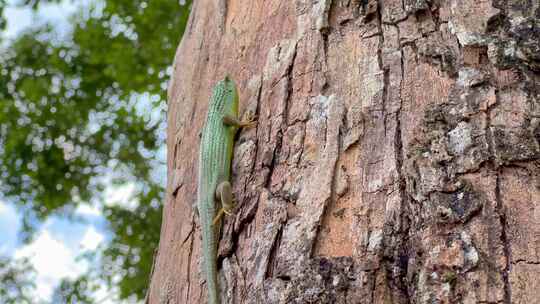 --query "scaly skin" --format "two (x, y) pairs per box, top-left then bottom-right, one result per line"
(197, 76), (254, 304)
